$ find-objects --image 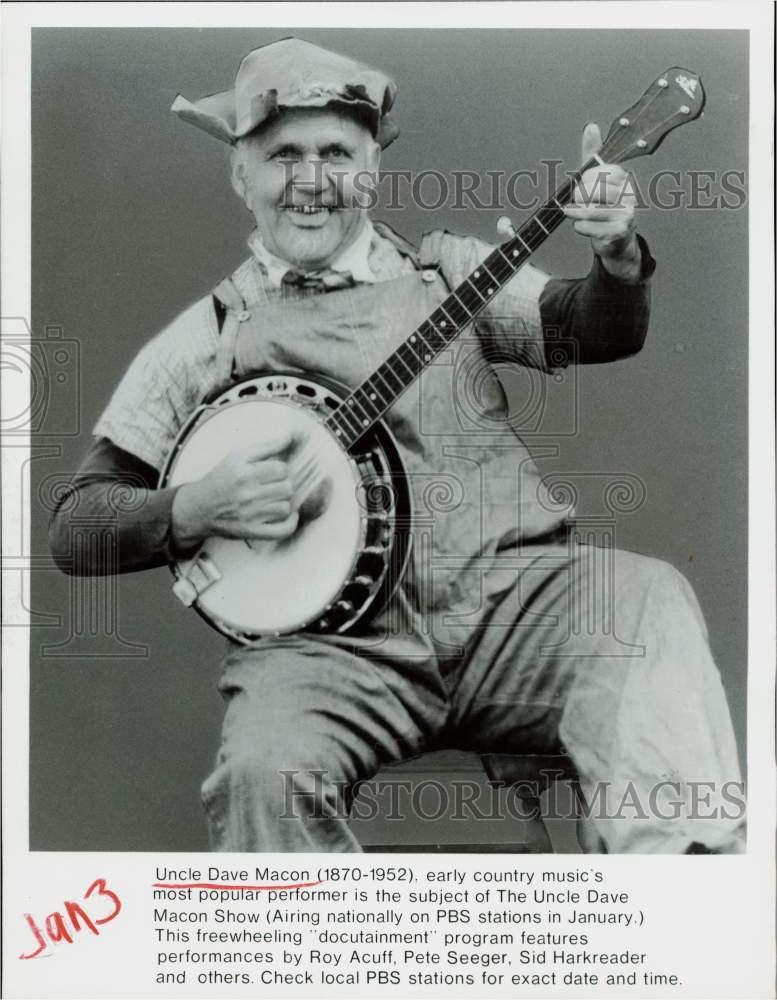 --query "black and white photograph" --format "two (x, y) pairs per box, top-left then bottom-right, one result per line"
(2, 3), (774, 998)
